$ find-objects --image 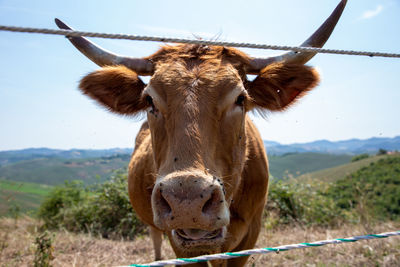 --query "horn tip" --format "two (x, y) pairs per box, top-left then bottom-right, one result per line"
(54, 18), (72, 30)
